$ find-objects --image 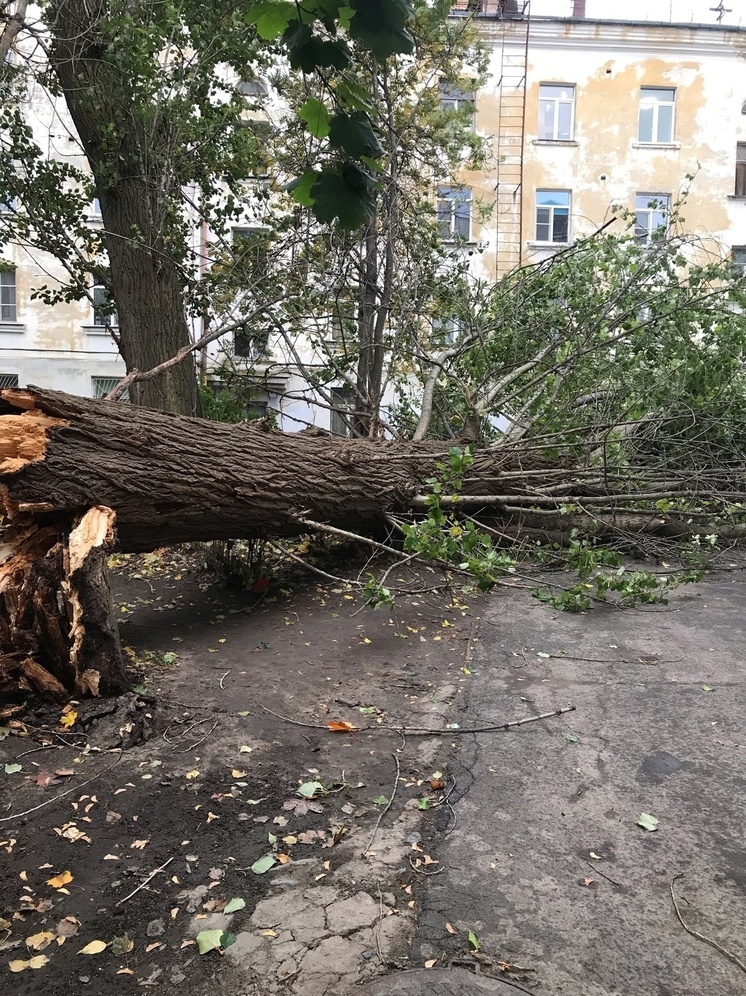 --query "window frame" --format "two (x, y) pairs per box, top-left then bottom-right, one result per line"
(329, 386), (357, 438)
(0, 373), (19, 389)
(439, 80), (476, 116)
(638, 87), (676, 144)
(534, 190), (571, 245)
(436, 186), (472, 242)
(538, 83), (576, 141)
(0, 269), (17, 323)
(92, 376), (129, 401)
(92, 284), (118, 328)
(634, 193), (671, 243)
(736, 144), (746, 197)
